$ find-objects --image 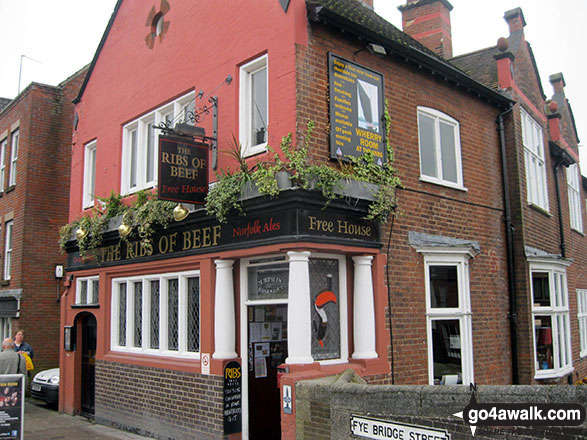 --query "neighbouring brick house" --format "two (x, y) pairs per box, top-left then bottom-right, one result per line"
(0, 67), (87, 374)
(444, 6), (587, 385)
(57, 0), (583, 439)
